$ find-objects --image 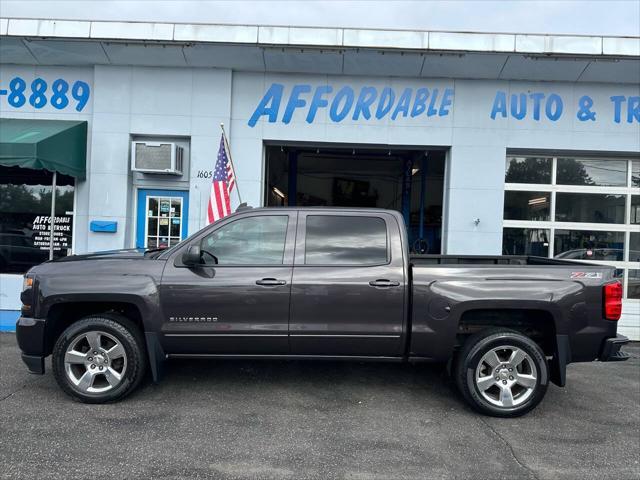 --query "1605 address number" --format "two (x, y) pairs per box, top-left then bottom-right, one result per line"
(196, 170), (214, 179)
